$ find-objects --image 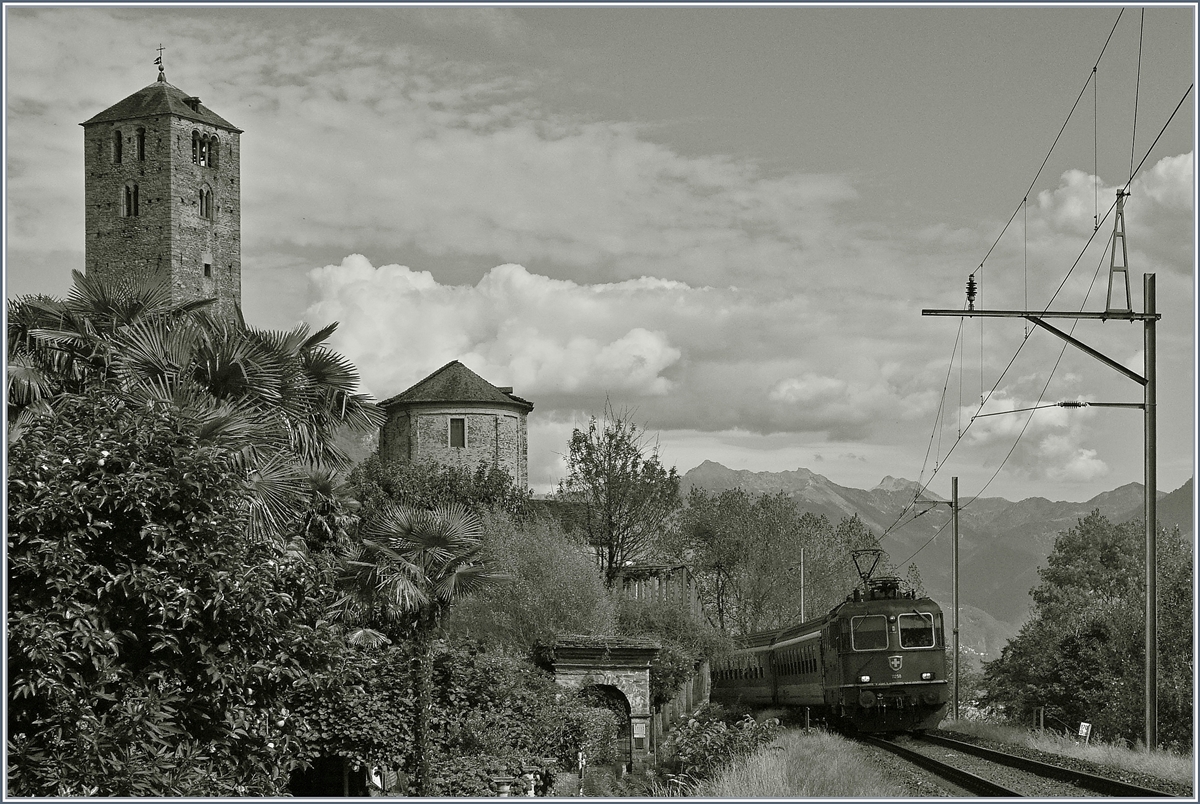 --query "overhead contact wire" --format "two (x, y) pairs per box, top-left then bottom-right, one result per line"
(964, 243), (1112, 506)
(884, 20), (1197, 544)
(976, 9), (1124, 270)
(1130, 9), (1145, 183)
(893, 9), (1127, 513)
(1124, 83), (1194, 193)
